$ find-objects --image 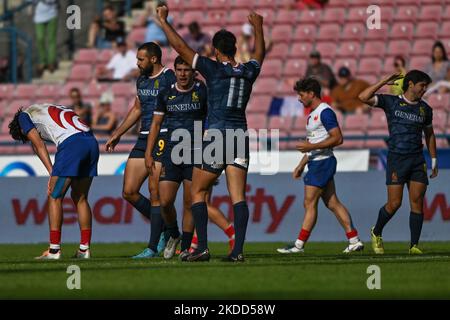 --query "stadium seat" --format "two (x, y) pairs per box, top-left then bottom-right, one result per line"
(37, 84), (61, 99)
(443, 6), (450, 21)
(364, 139), (387, 149)
(340, 23), (365, 41)
(208, 0), (229, 10)
(317, 24), (341, 42)
(288, 129), (306, 149)
(61, 82), (85, 97)
(97, 49), (114, 64)
(419, 5), (442, 22)
(204, 10), (227, 26)
(357, 58), (382, 76)
(289, 42), (313, 59)
(127, 28), (146, 46)
(14, 84), (38, 99)
(412, 39), (435, 56)
(111, 97), (128, 118)
(277, 78), (297, 95)
(396, 0), (420, 5)
(425, 94), (450, 111)
(395, 6), (418, 22)
(111, 82), (136, 98)
(389, 23), (414, 40)
(75, 49), (98, 64)
(415, 22), (439, 40)
(268, 115), (293, 130)
(271, 25), (293, 43)
(299, 10), (322, 25)
(321, 8), (346, 24)
(247, 95), (272, 114)
(259, 8), (276, 25)
(344, 114), (369, 132)
(83, 82), (110, 99)
(283, 59), (307, 77)
(231, 0), (255, 9)
(228, 10), (249, 25)
(433, 110), (448, 134)
(346, 7), (367, 23)
(184, 0), (205, 10)
(327, 0), (347, 8)
(0, 84), (14, 100)
(247, 114), (268, 130)
(6, 99), (30, 116)
(359, 74), (378, 85)
(68, 64), (93, 82)
(381, 56), (396, 74)
(365, 23), (389, 41)
(439, 21), (450, 38)
(167, 0), (184, 10)
(275, 9), (298, 25)
(436, 138), (449, 148)
(267, 43), (289, 59)
(260, 59), (282, 78)
(253, 78), (278, 96)
(336, 42), (361, 58)
(362, 41), (386, 58)
(315, 42), (338, 59)
(387, 40), (411, 57)
(292, 116), (308, 130)
(293, 24), (317, 42)
(256, 0), (276, 9)
(58, 98), (73, 107)
(339, 137), (365, 149)
(183, 11), (205, 24)
(368, 111), (388, 130)
(409, 56), (429, 70)
(380, 6), (394, 24)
